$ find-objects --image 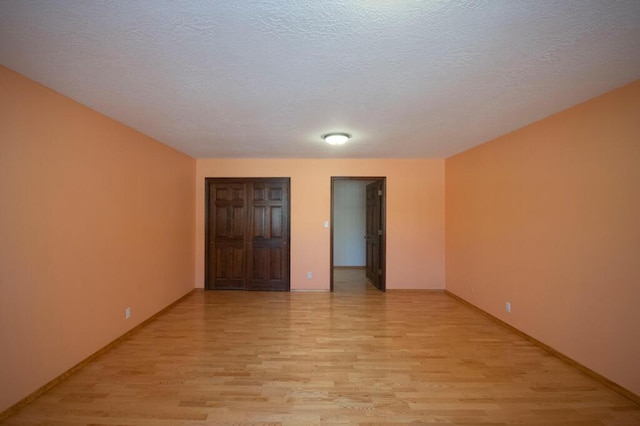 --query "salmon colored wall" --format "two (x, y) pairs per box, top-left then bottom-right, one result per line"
(445, 80), (640, 396)
(196, 159), (445, 291)
(0, 66), (196, 412)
